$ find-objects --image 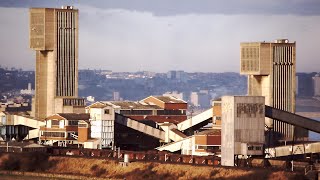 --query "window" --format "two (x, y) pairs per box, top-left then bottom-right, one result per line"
(43, 132), (65, 137)
(157, 110), (185, 115)
(248, 146), (262, 151)
(120, 110), (153, 115)
(52, 120), (59, 126)
(197, 145), (220, 150)
(104, 109), (110, 114)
